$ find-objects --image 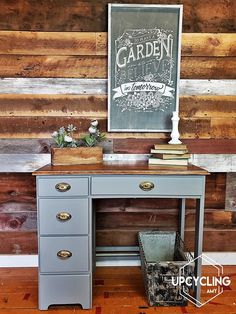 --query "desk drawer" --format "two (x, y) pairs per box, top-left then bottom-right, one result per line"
(92, 176), (203, 196)
(39, 199), (89, 235)
(40, 236), (89, 273)
(38, 177), (89, 197)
